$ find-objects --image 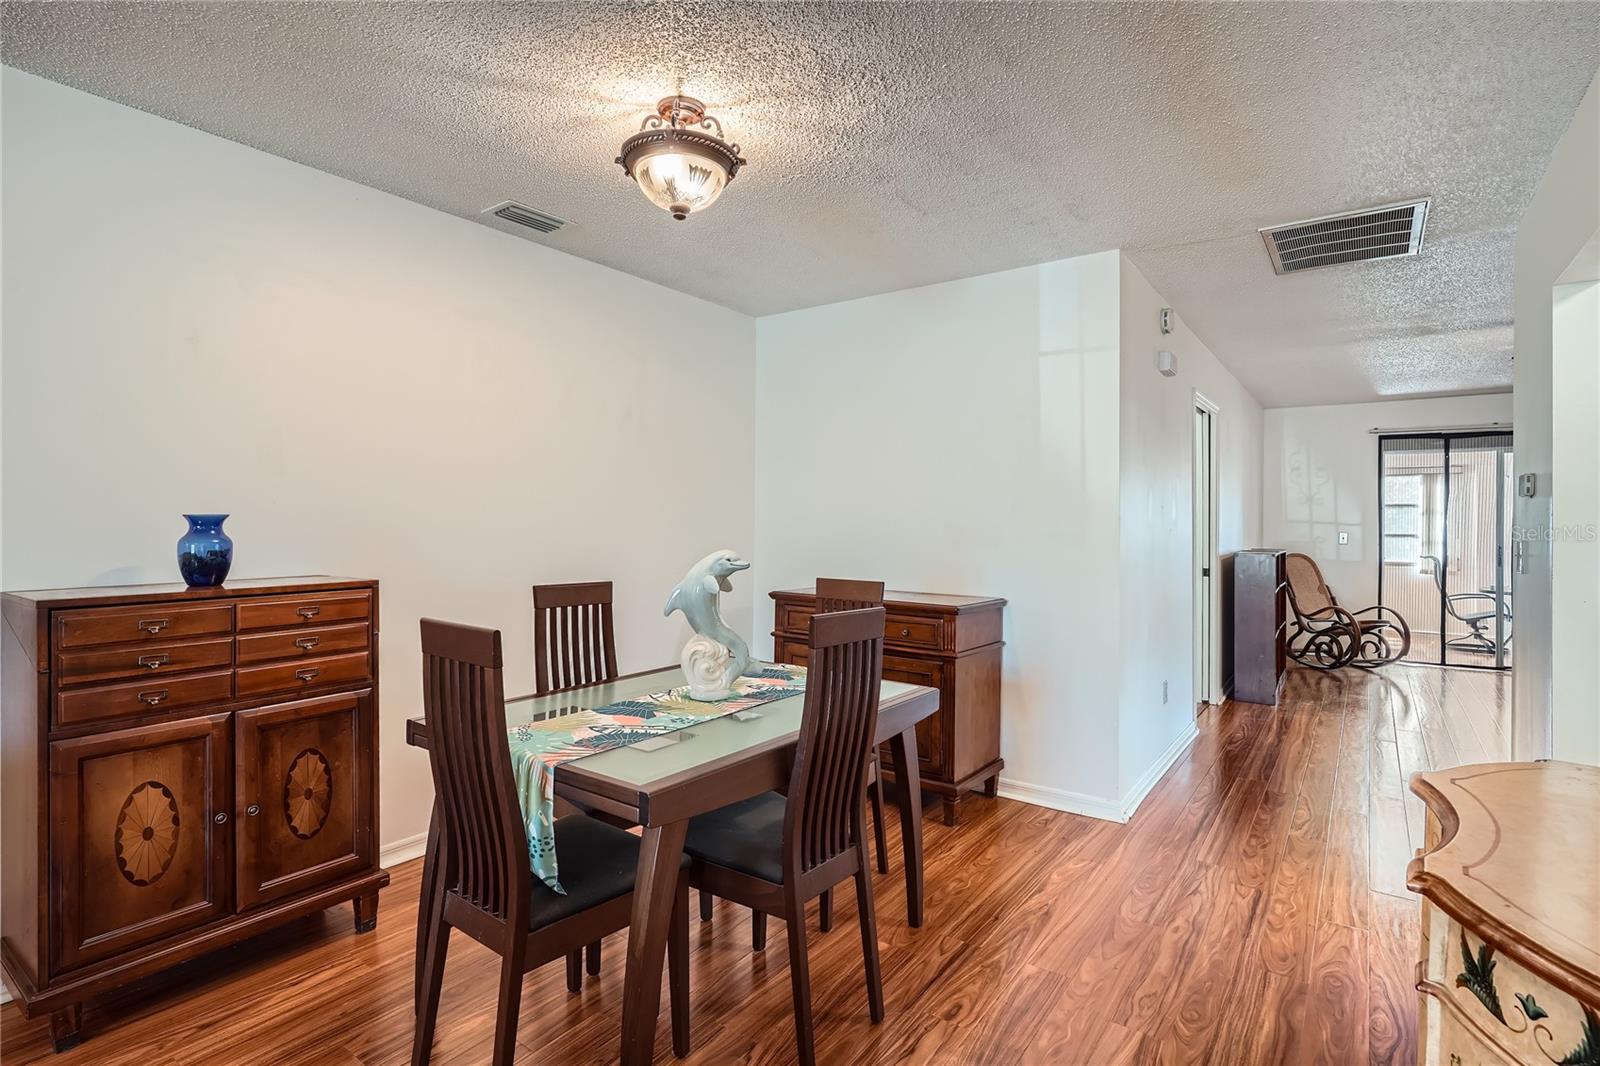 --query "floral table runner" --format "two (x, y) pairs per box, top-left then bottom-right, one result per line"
(509, 663), (807, 892)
